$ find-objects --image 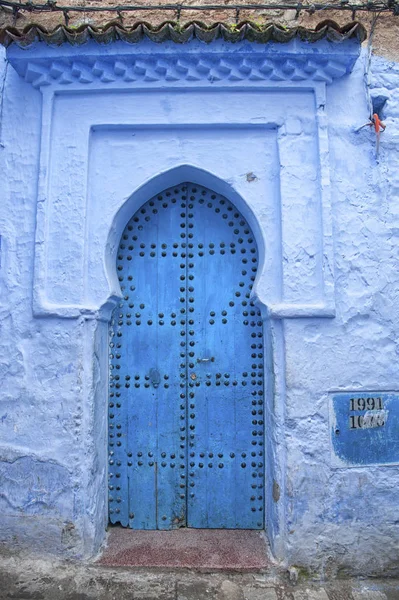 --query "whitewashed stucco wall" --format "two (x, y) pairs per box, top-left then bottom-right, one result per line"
(0, 40), (398, 575)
